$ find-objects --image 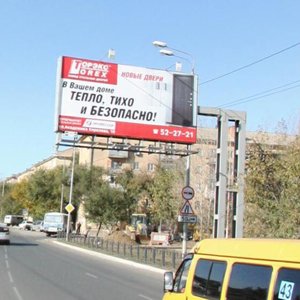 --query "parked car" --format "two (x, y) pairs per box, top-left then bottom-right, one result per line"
(18, 220), (33, 230)
(0, 223), (10, 245)
(31, 220), (43, 231)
